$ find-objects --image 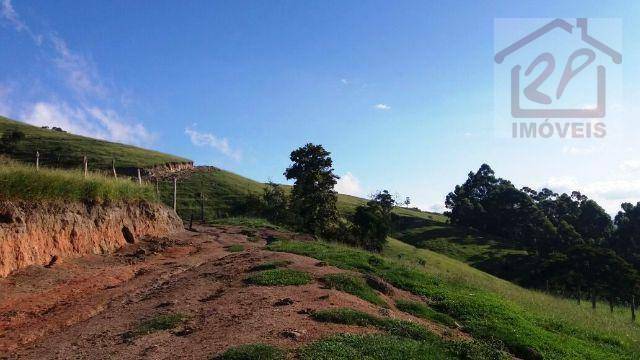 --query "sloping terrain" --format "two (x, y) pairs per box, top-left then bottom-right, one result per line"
(0, 117), (190, 170)
(391, 213), (529, 271)
(2, 223), (638, 359)
(1, 225), (482, 359)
